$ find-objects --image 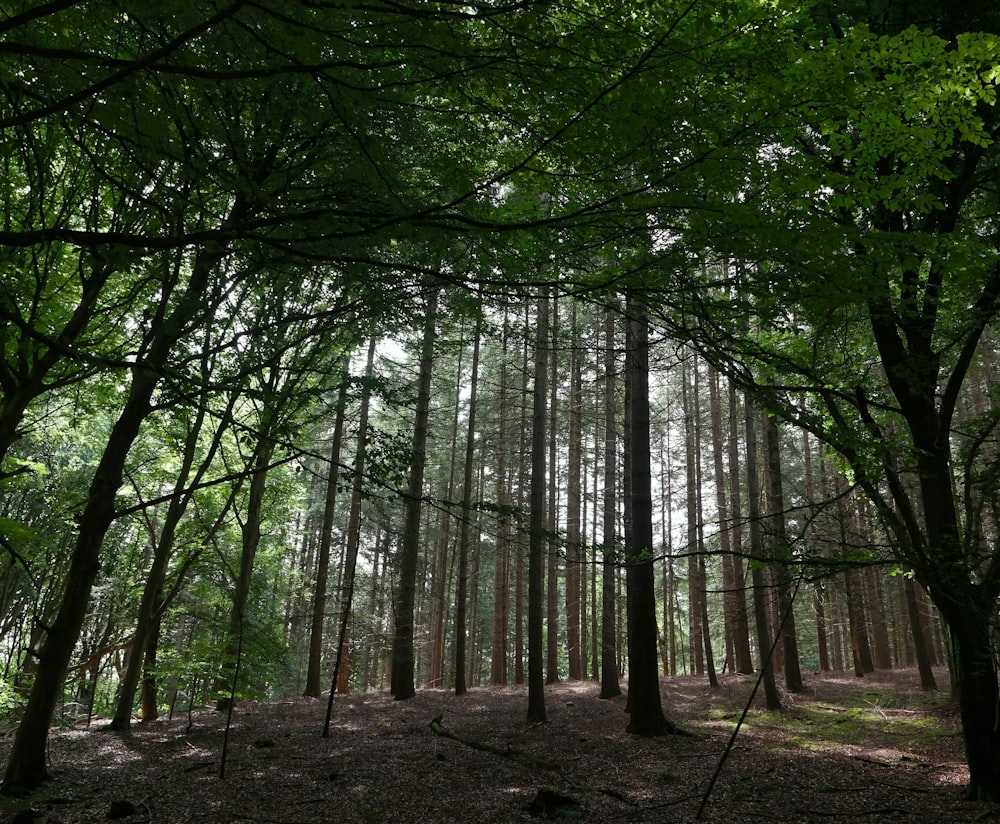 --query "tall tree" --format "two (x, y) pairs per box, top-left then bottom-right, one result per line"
(527, 295), (549, 723)
(565, 303), (584, 680)
(600, 300), (623, 700)
(744, 402), (781, 711)
(454, 313), (482, 696)
(623, 293), (675, 735)
(304, 372), (350, 698)
(762, 416), (804, 693)
(391, 286), (440, 701)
